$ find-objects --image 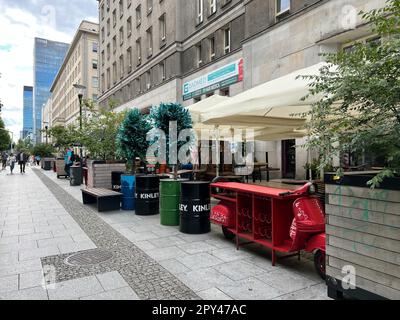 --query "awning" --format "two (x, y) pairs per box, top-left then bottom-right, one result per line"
(200, 62), (327, 124)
